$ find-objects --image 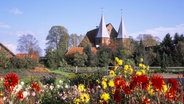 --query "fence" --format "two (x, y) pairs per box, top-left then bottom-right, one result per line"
(58, 66), (184, 74)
